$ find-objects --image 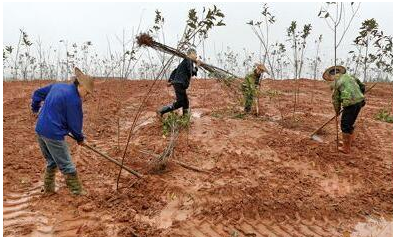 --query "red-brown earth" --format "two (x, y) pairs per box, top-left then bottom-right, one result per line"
(3, 78), (393, 236)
